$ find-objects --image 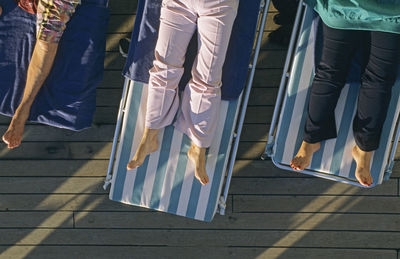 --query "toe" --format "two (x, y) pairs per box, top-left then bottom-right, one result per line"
(204, 175), (209, 185)
(126, 161), (136, 170)
(2, 136), (8, 145)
